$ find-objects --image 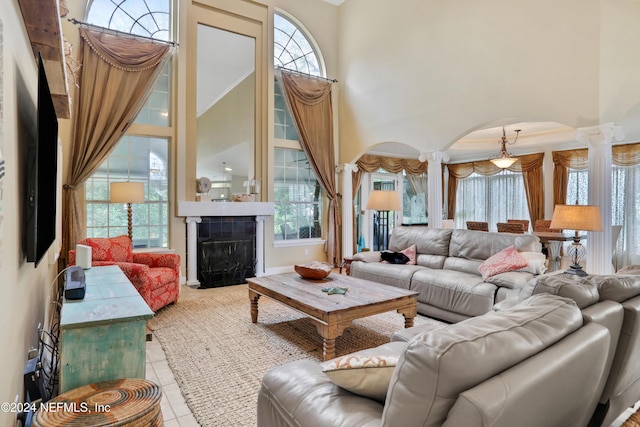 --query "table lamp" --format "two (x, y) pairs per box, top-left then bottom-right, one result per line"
(366, 190), (402, 251)
(110, 182), (145, 241)
(549, 204), (603, 277)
